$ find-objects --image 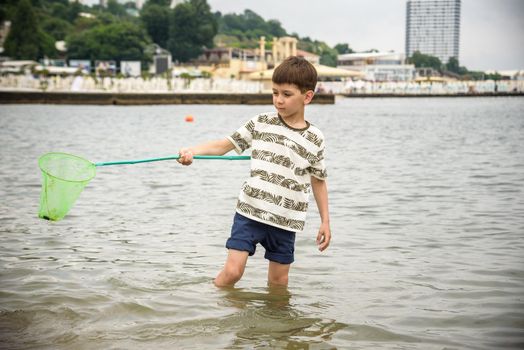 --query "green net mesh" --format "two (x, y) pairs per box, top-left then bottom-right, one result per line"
(38, 153), (96, 221)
